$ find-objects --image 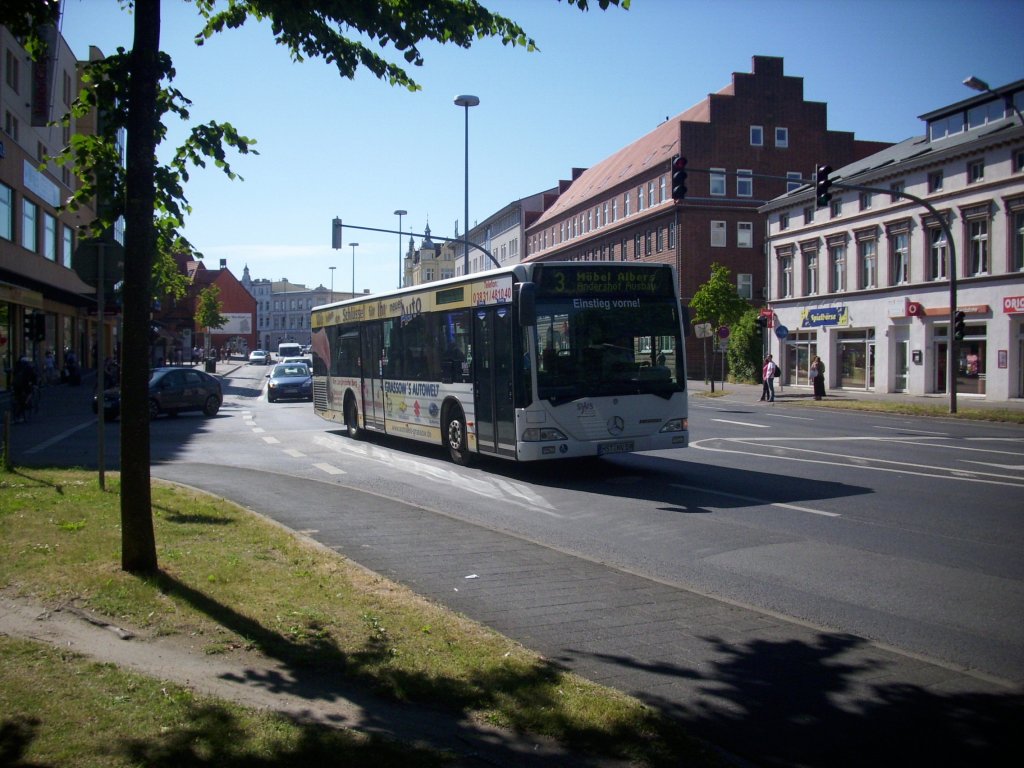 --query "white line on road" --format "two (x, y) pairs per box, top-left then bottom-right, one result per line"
(24, 419), (94, 454)
(711, 419), (771, 429)
(313, 462), (346, 475)
(873, 425), (949, 435)
(261, 436), (280, 444)
(283, 448), (306, 458)
(669, 482), (840, 517)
